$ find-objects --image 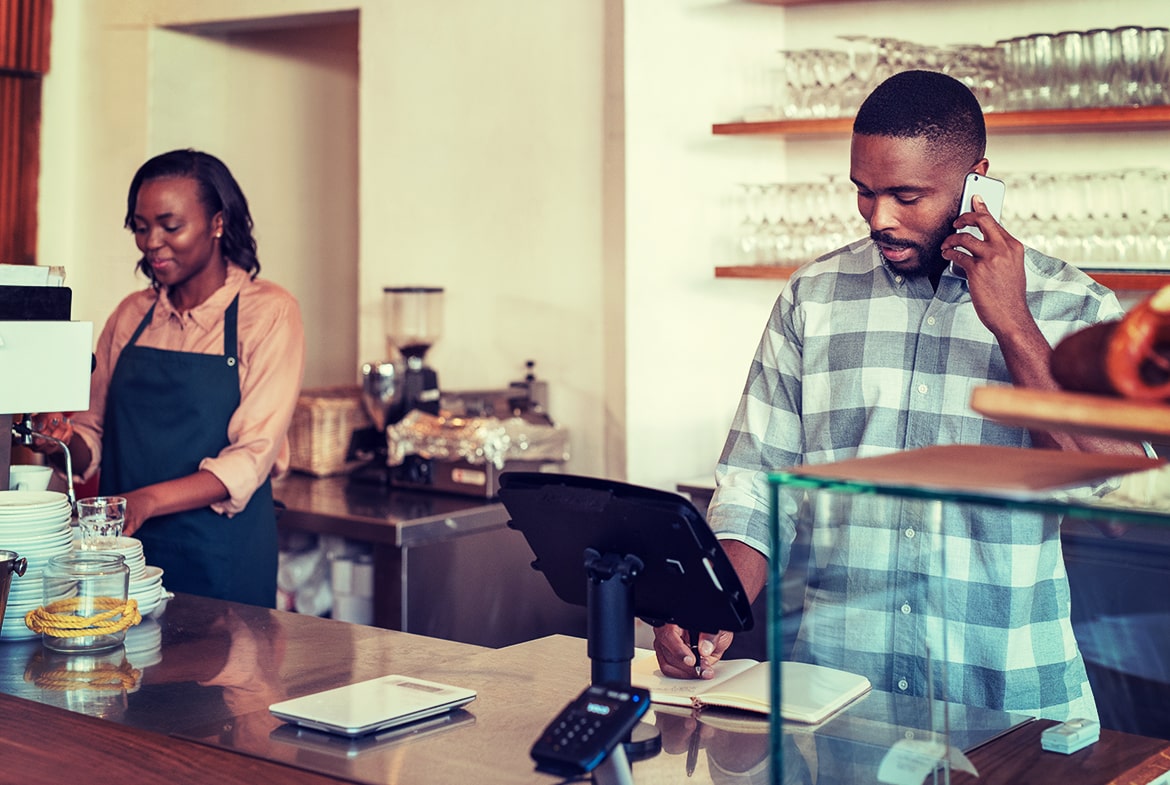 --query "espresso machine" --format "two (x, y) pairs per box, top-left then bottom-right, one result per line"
(352, 286), (567, 497)
(1, 274), (92, 497)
